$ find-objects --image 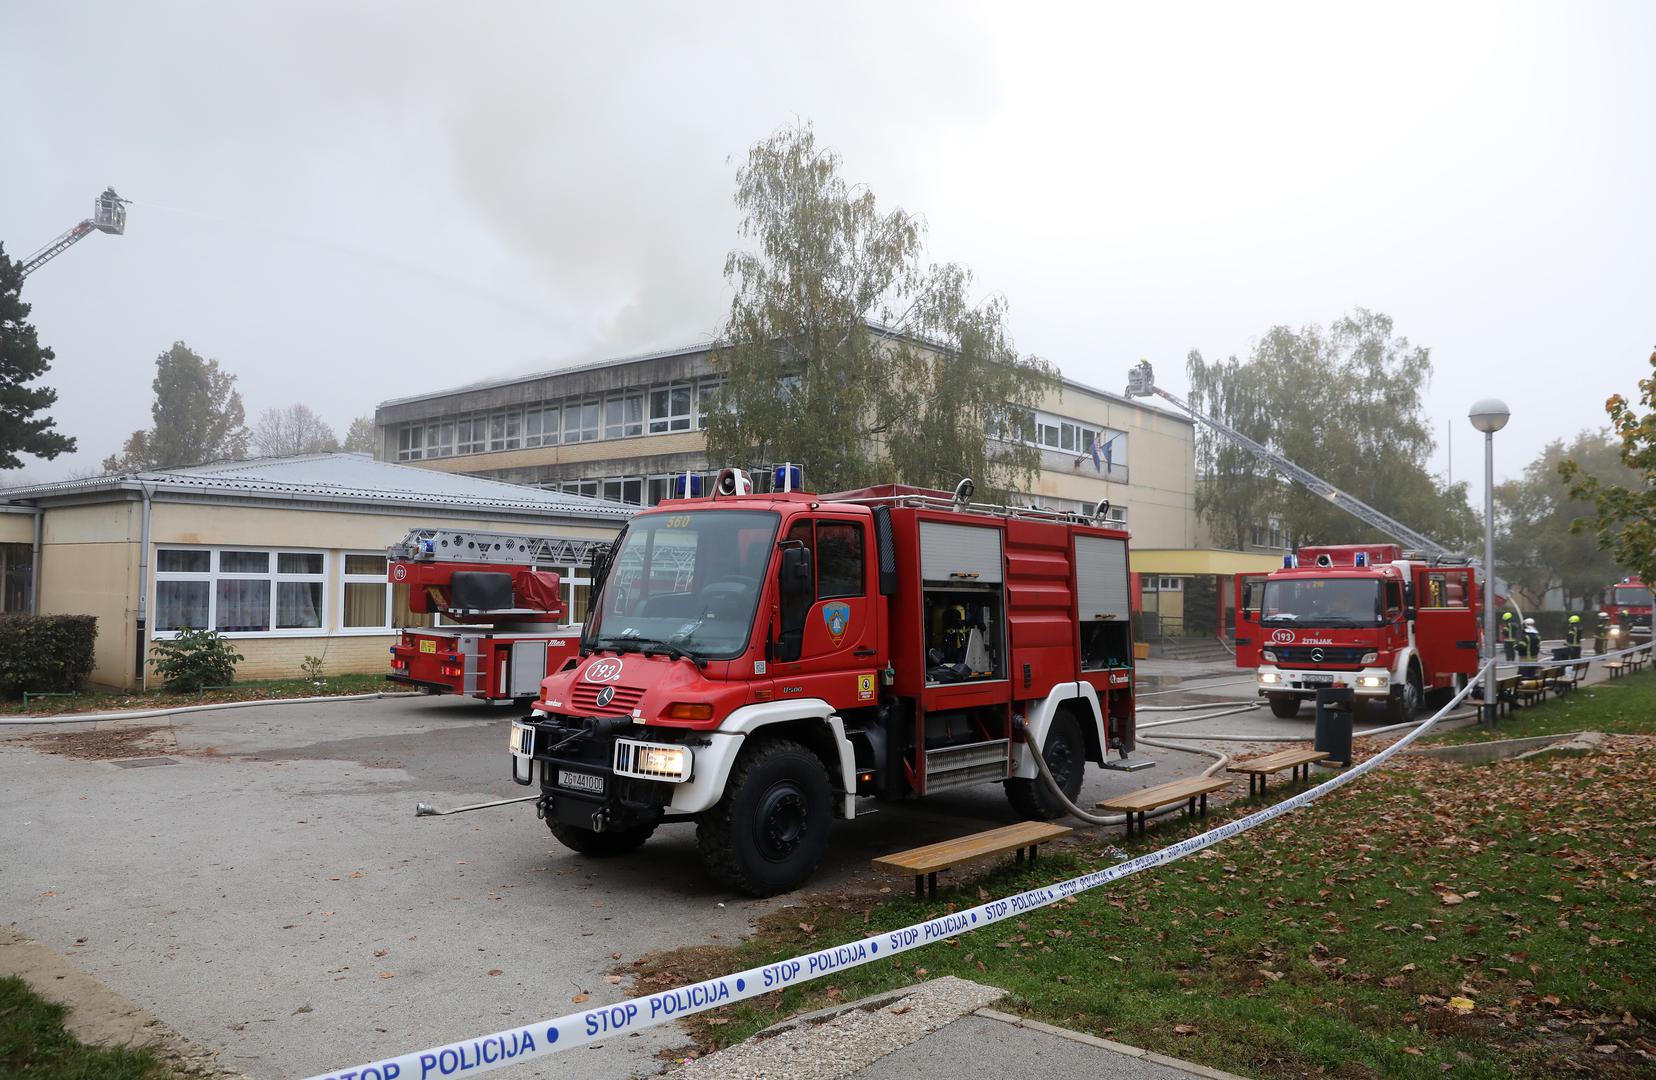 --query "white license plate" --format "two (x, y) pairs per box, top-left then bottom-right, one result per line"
(1299, 674), (1335, 686)
(509, 724), (533, 756)
(557, 769), (605, 795)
